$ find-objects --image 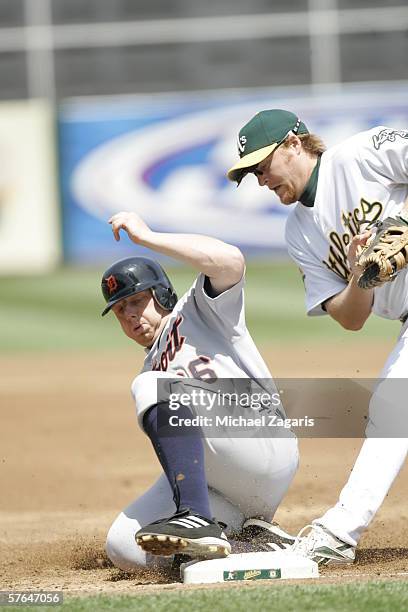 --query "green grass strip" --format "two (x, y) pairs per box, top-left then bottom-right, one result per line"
(17, 580), (408, 612)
